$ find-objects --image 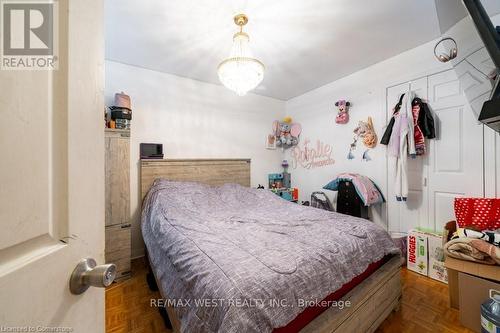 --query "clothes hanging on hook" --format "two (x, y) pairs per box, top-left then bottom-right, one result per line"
(388, 85), (415, 201)
(382, 84), (437, 201)
(405, 84), (417, 157)
(381, 94), (435, 148)
(380, 93), (405, 145)
(413, 97), (436, 139)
